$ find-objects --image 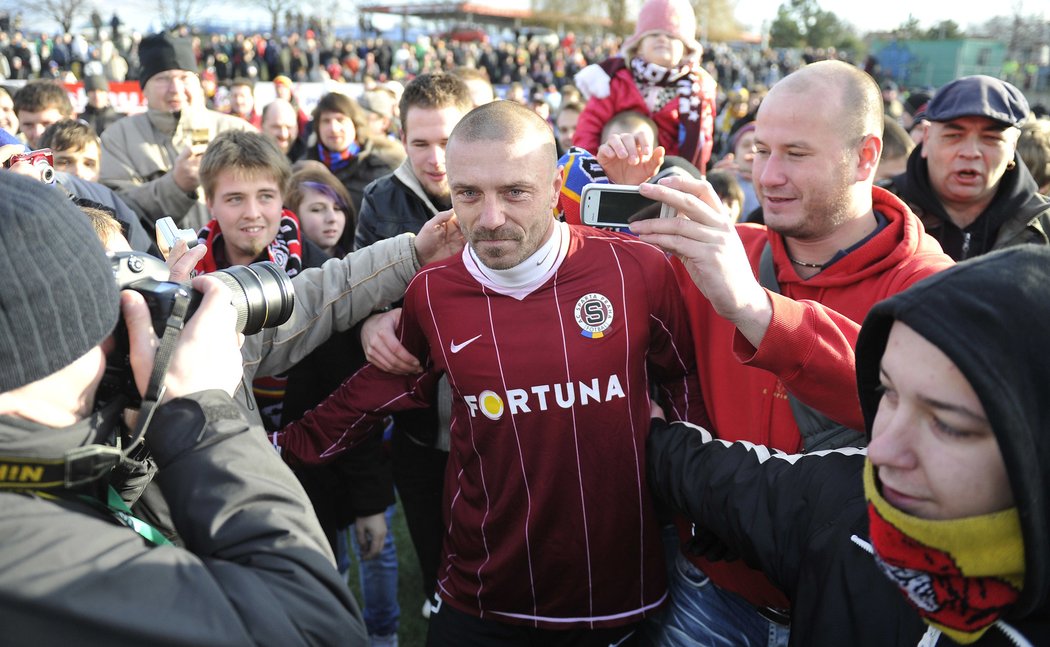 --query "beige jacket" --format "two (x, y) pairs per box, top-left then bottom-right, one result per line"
(100, 107), (254, 231)
(236, 233), (420, 426)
